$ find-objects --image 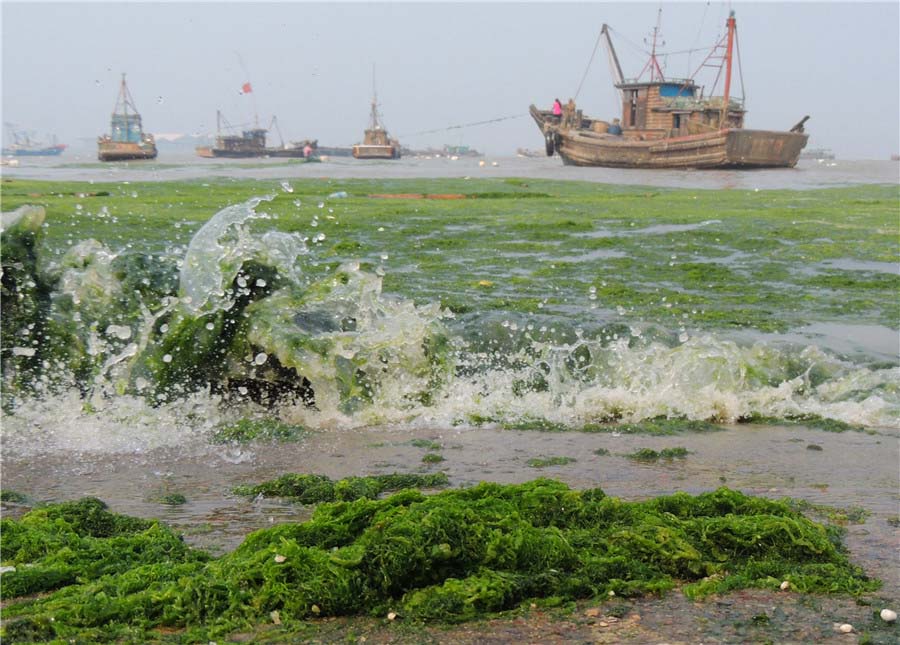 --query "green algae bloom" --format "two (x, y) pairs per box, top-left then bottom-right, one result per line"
(232, 472), (451, 504)
(627, 447), (690, 461)
(0, 482), (879, 641)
